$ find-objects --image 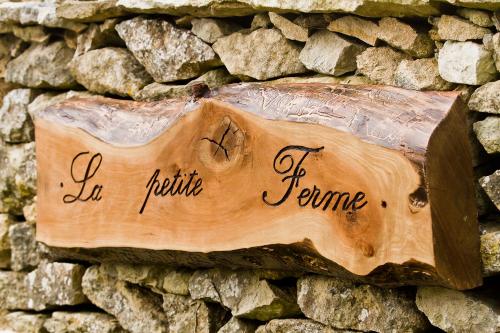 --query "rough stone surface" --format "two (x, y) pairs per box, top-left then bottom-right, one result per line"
(133, 82), (207, 101)
(255, 319), (347, 333)
(116, 16), (221, 82)
(55, 0), (128, 22)
(0, 142), (37, 215)
(101, 263), (192, 295)
(356, 46), (411, 85)
(0, 89), (37, 143)
(22, 200), (36, 224)
(75, 18), (124, 57)
(473, 116), (500, 154)
(251, 13), (271, 30)
(293, 14), (332, 29)
(269, 12), (308, 42)
(480, 170), (500, 211)
(163, 292), (227, 333)
(217, 317), (258, 333)
(25, 262), (88, 311)
(5, 41), (77, 89)
(44, 311), (127, 333)
(438, 41), (497, 85)
(8, 222), (42, 271)
(0, 270), (28, 309)
(268, 74), (373, 85)
(69, 47), (153, 97)
(11, 25), (49, 43)
(492, 33), (500, 72)
(378, 17), (434, 58)
(297, 275), (430, 332)
(416, 286), (500, 333)
(0, 1), (87, 31)
(191, 18), (241, 43)
(0, 311), (48, 333)
(82, 265), (169, 333)
(189, 269), (301, 321)
(327, 15), (378, 46)
(0, 214), (13, 268)
(469, 80), (500, 114)
(299, 30), (366, 76)
(394, 58), (453, 90)
(481, 222), (500, 276)
(457, 8), (494, 27)
(213, 28), (306, 80)
(190, 68), (237, 88)
(432, 15), (491, 41)
(0, 35), (24, 79)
